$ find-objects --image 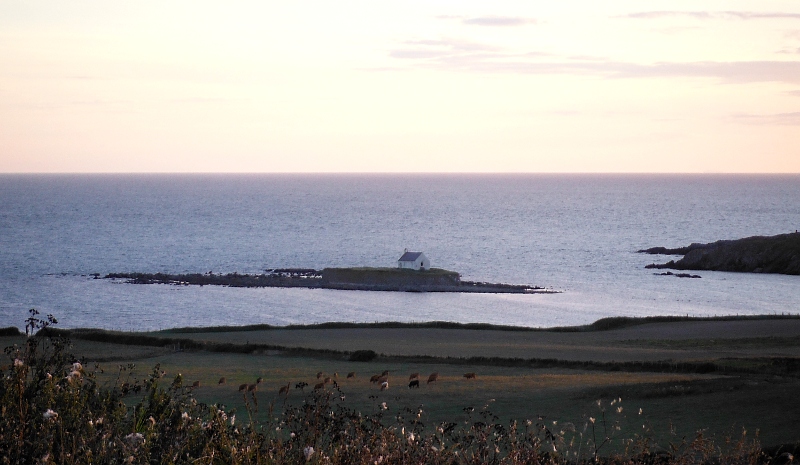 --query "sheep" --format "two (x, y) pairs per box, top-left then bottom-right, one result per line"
(427, 372), (439, 384)
(369, 374), (381, 383)
(323, 376), (332, 385)
(409, 373), (419, 380)
(278, 383), (290, 396)
(238, 383), (248, 392)
(313, 382), (325, 390)
(380, 381), (389, 391)
(408, 379), (420, 389)
(247, 384), (257, 392)
(191, 380), (201, 388)
(316, 371), (324, 379)
(347, 372), (356, 379)
(463, 372), (476, 379)
(377, 375), (388, 384)
(218, 377), (227, 385)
